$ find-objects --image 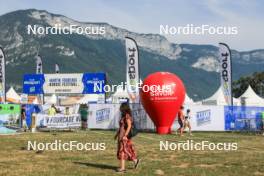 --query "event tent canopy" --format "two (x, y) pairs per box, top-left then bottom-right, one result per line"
(202, 87), (240, 106)
(239, 85), (264, 107)
(77, 94), (99, 104)
(184, 94), (194, 105)
(6, 87), (21, 103)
